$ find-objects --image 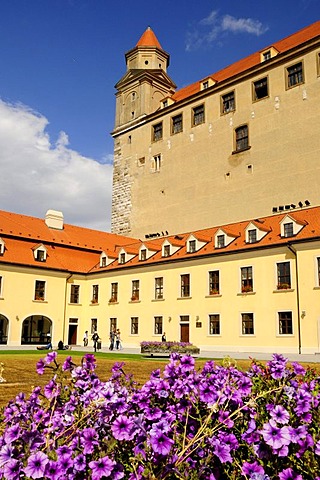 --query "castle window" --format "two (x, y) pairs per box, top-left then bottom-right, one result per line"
(171, 114), (183, 134)
(181, 274), (190, 297)
(192, 104), (205, 126)
(248, 229), (257, 243)
(188, 240), (196, 253)
(92, 285), (99, 304)
(131, 317), (139, 334)
(163, 245), (170, 257)
(153, 154), (161, 172)
(287, 62), (304, 88)
(277, 262), (291, 290)
(36, 250), (45, 262)
(263, 50), (271, 61)
(34, 280), (45, 301)
(154, 316), (163, 335)
(131, 280), (139, 301)
(152, 122), (163, 142)
(278, 311), (293, 335)
(241, 313), (254, 335)
(70, 285), (80, 304)
(0, 238), (4, 256)
(235, 125), (249, 152)
(253, 77), (268, 101)
(209, 271), (220, 295)
(217, 235), (225, 248)
(202, 80), (209, 89)
(155, 277), (163, 299)
(110, 282), (118, 302)
(209, 314), (220, 335)
(0, 276), (2, 297)
(283, 222), (294, 237)
(221, 91), (235, 114)
(241, 267), (253, 293)
(120, 253), (126, 264)
(140, 249), (147, 261)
